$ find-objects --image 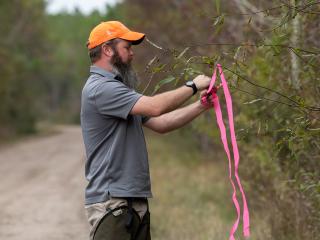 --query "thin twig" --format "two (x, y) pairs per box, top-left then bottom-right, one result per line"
(225, 67), (320, 111)
(142, 72), (155, 95)
(211, 4), (285, 18)
(209, 1), (320, 20)
(289, 48), (320, 71)
(183, 42), (320, 55)
(145, 37), (165, 51)
(233, 87), (300, 108)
